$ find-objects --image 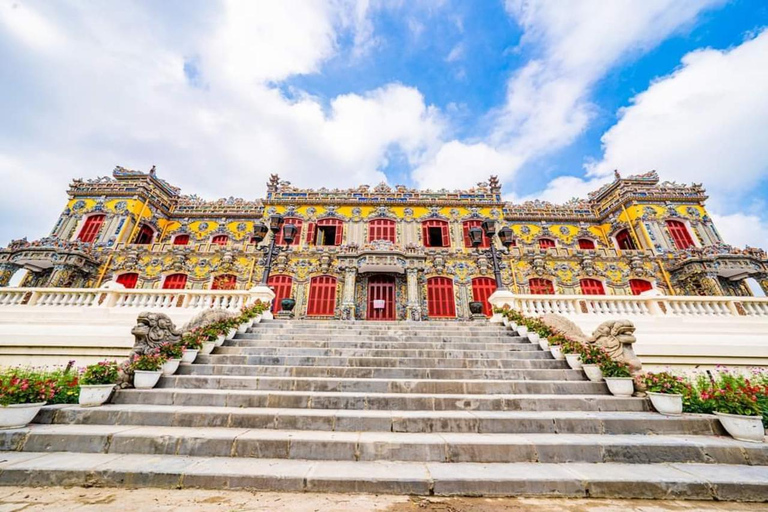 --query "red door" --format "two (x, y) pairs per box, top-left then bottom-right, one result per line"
(629, 279), (653, 295)
(163, 273), (187, 290)
(367, 276), (396, 320)
(307, 276), (337, 316)
(471, 277), (496, 317)
(116, 273), (138, 289)
(77, 215), (106, 243)
(580, 278), (605, 295)
(427, 277), (456, 318)
(268, 275), (293, 313)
